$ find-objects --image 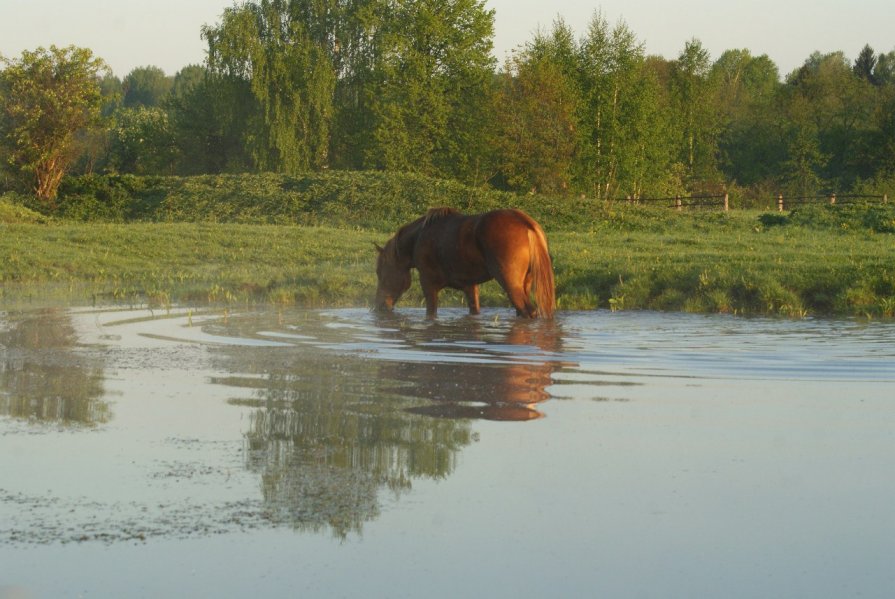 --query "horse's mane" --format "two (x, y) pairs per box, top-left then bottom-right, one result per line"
(422, 207), (460, 228)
